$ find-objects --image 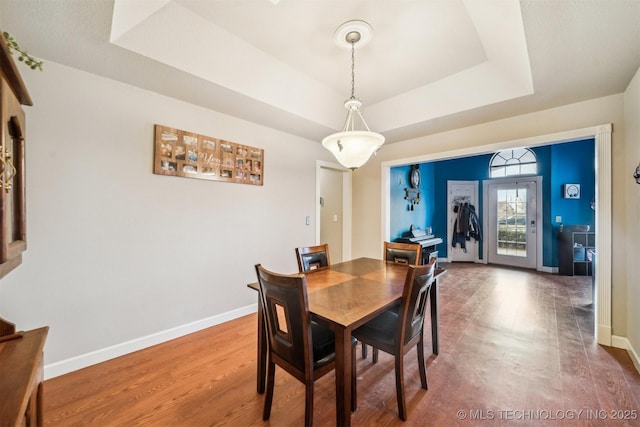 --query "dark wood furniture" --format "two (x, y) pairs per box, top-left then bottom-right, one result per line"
(0, 324), (49, 427)
(254, 265), (354, 426)
(296, 244), (374, 359)
(395, 228), (442, 267)
(0, 29), (31, 279)
(248, 257), (446, 426)
(383, 241), (421, 265)
(352, 259), (436, 420)
(295, 244), (330, 272)
(558, 230), (595, 276)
